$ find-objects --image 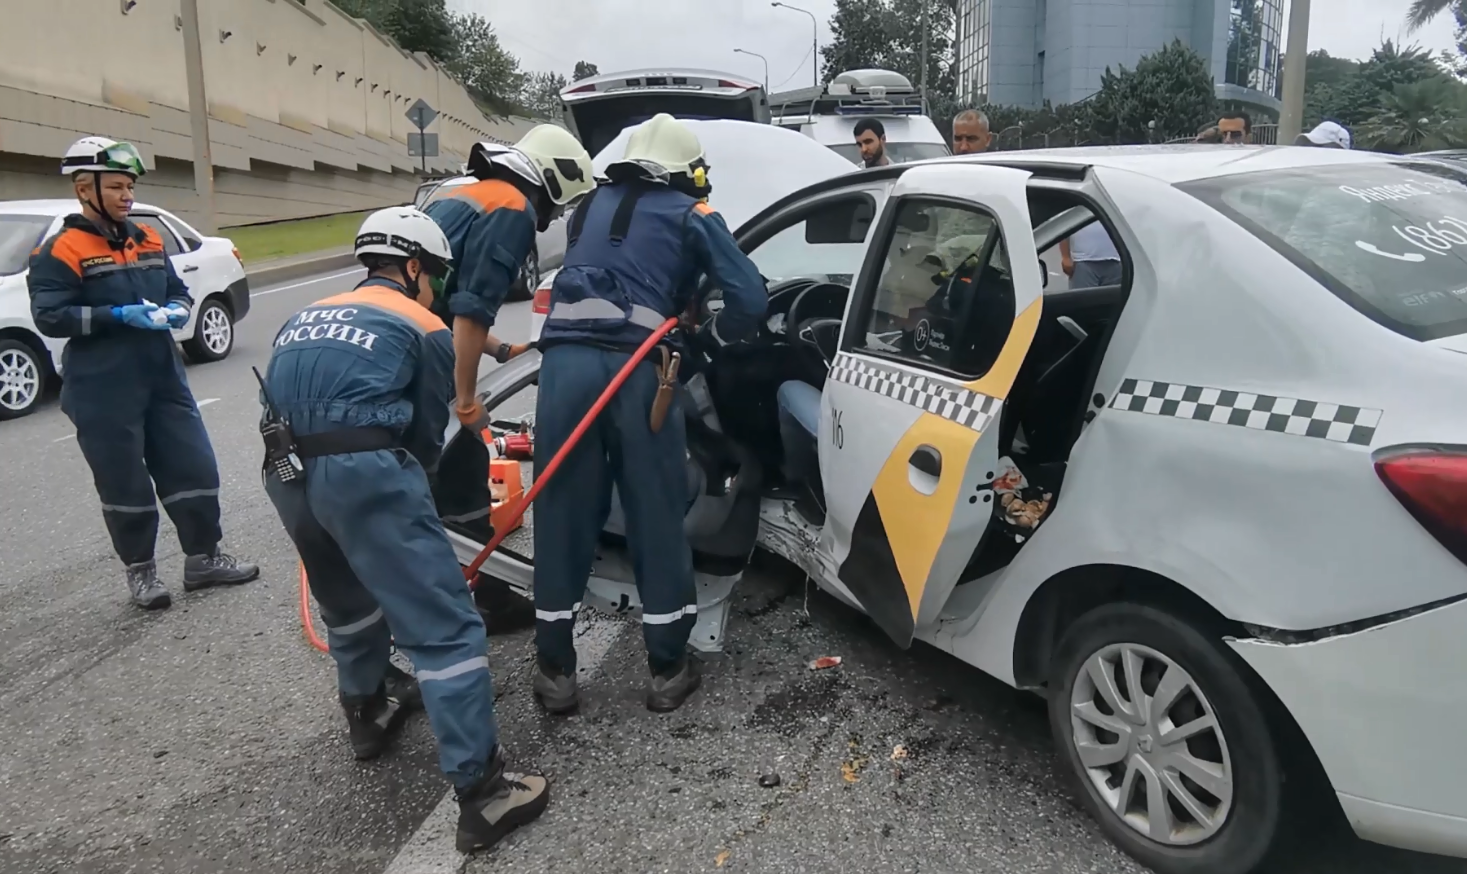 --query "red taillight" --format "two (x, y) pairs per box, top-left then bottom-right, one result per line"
(566, 83), (597, 94)
(231, 247), (243, 265)
(717, 80), (754, 90)
(1375, 449), (1467, 563)
(532, 286), (551, 315)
